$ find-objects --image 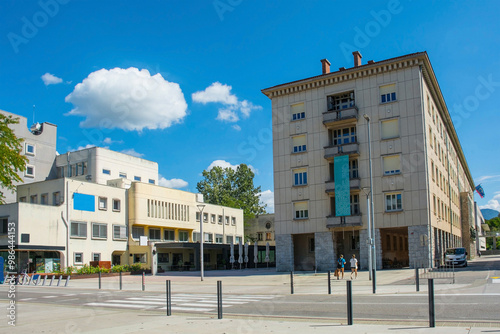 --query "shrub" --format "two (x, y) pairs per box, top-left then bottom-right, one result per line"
(111, 265), (125, 273)
(130, 263), (142, 272)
